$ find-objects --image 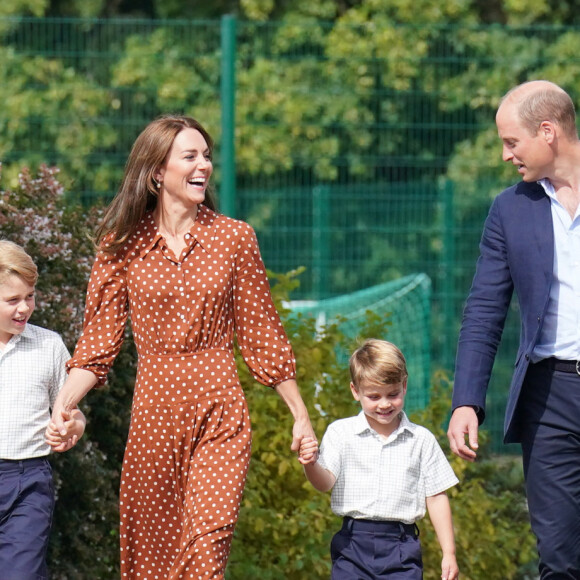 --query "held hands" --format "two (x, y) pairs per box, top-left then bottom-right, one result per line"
(273, 378), (317, 463)
(289, 413), (317, 465)
(298, 436), (319, 465)
(45, 408), (86, 453)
